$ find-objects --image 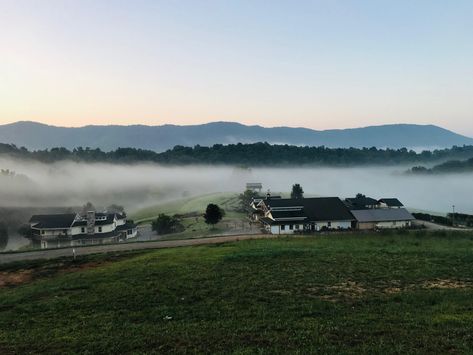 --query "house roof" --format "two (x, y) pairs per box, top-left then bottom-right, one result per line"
(270, 210), (307, 220)
(263, 197), (354, 222)
(351, 208), (414, 223)
(116, 221), (137, 231)
(345, 196), (379, 209)
(379, 198), (404, 207)
(302, 197), (355, 221)
(30, 214), (77, 229)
